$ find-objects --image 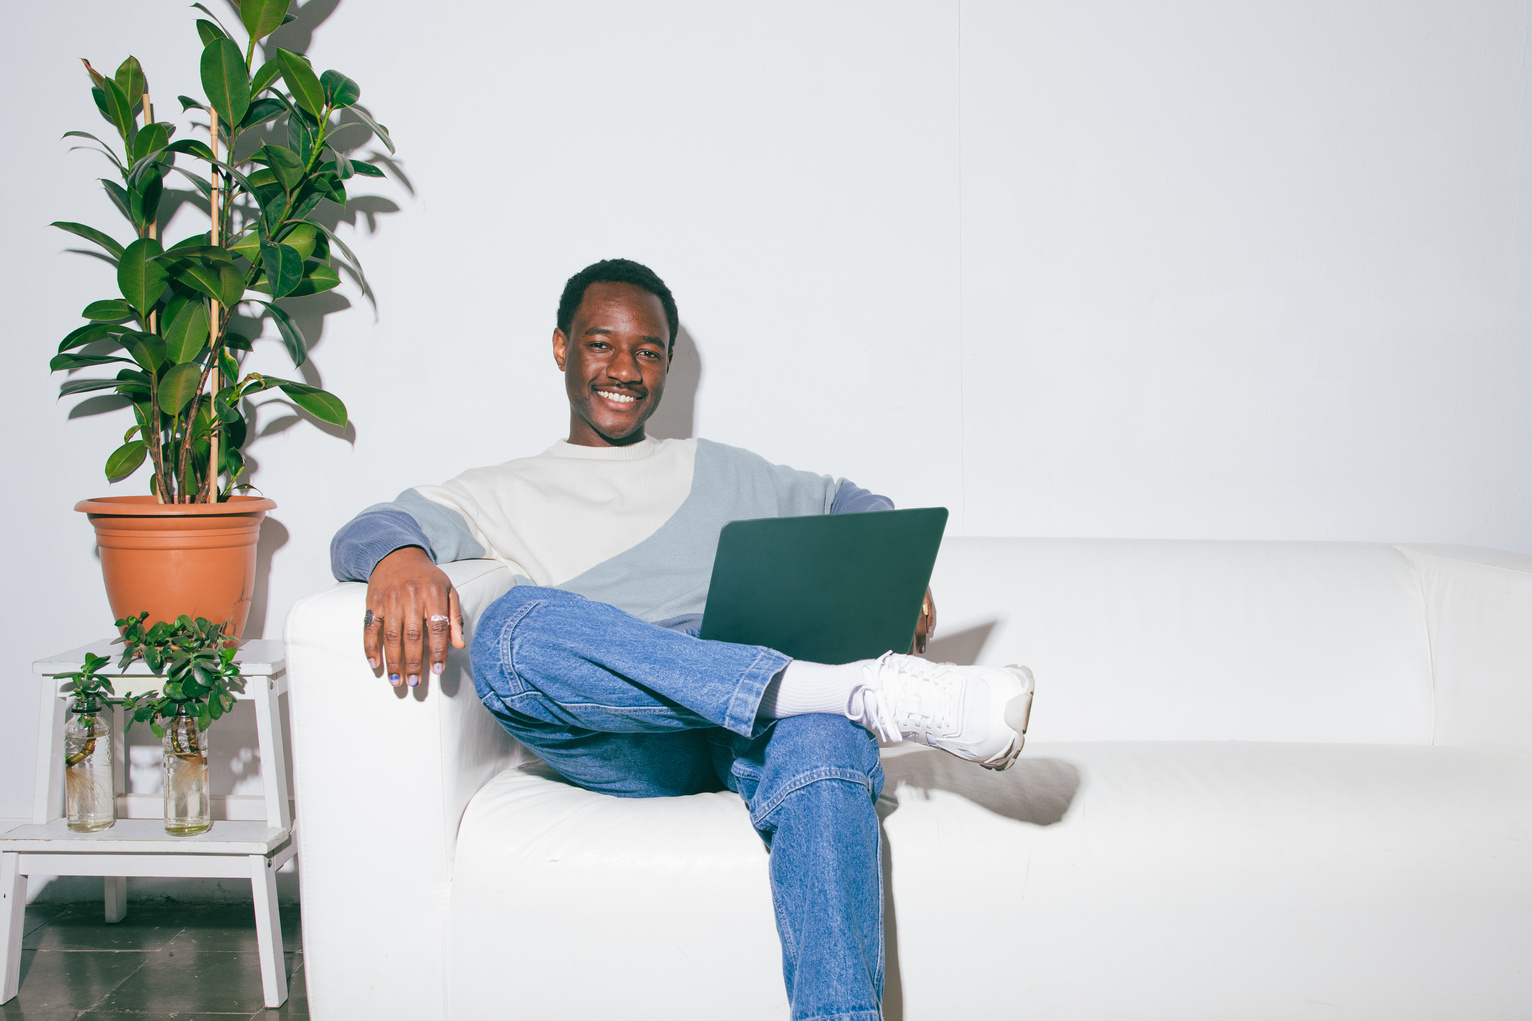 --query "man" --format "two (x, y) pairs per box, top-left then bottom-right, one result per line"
(331, 259), (1034, 1021)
